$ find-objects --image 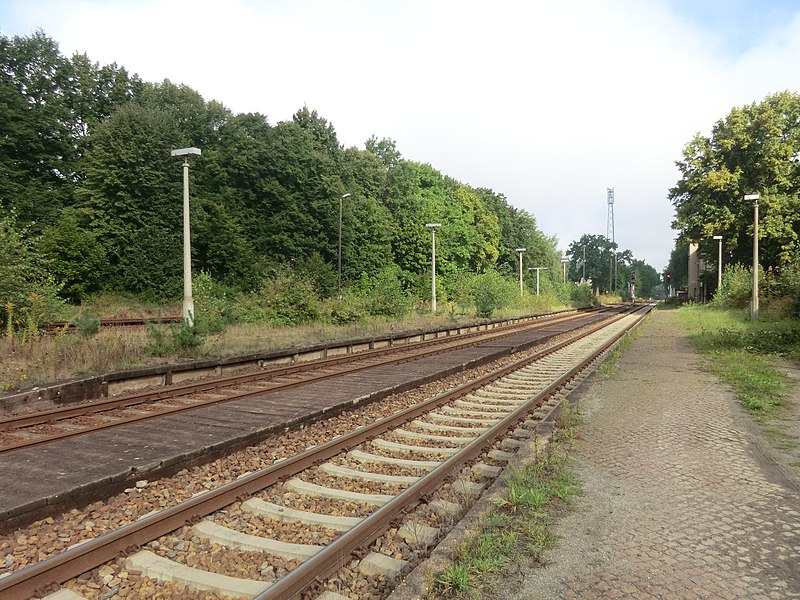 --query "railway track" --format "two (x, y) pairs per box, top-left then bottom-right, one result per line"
(0, 307), (613, 455)
(0, 304), (651, 600)
(42, 317), (183, 335)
